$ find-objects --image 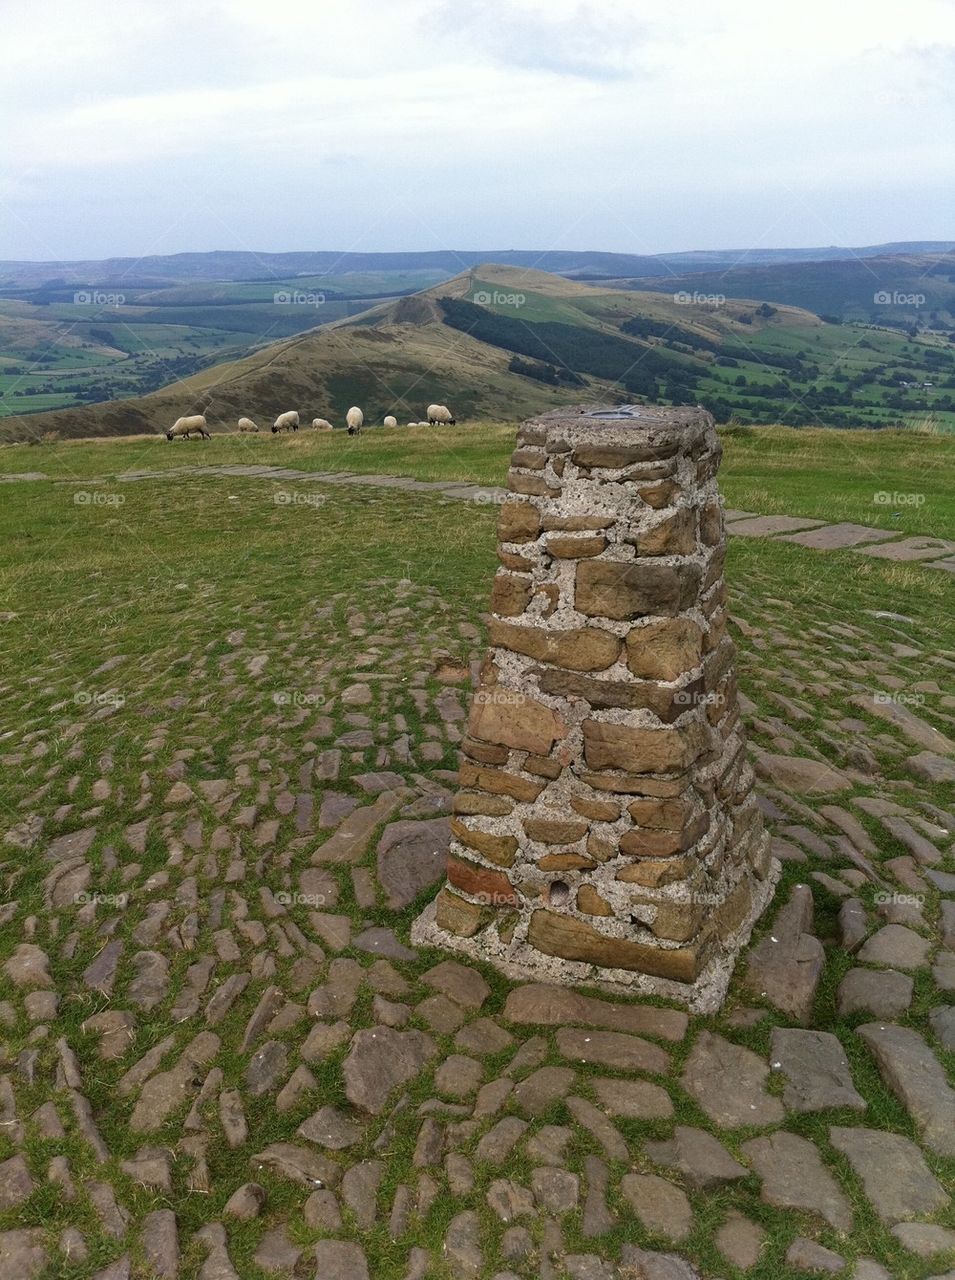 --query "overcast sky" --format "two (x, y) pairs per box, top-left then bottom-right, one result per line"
(1, 0), (953, 262)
